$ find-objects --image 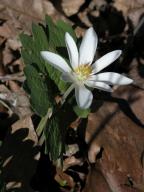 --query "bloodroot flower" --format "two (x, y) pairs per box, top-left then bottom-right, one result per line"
(41, 27), (133, 109)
